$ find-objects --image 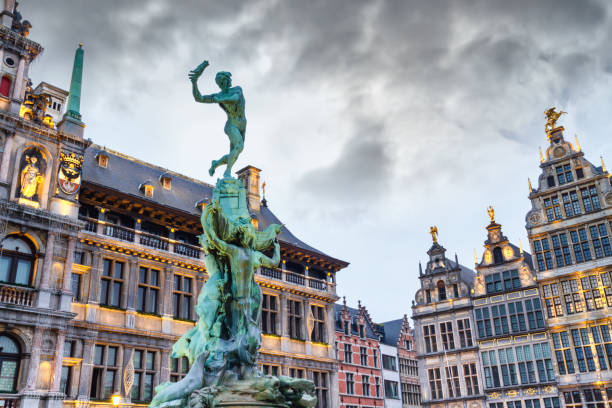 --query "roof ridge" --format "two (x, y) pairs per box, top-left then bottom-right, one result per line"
(91, 143), (215, 189)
